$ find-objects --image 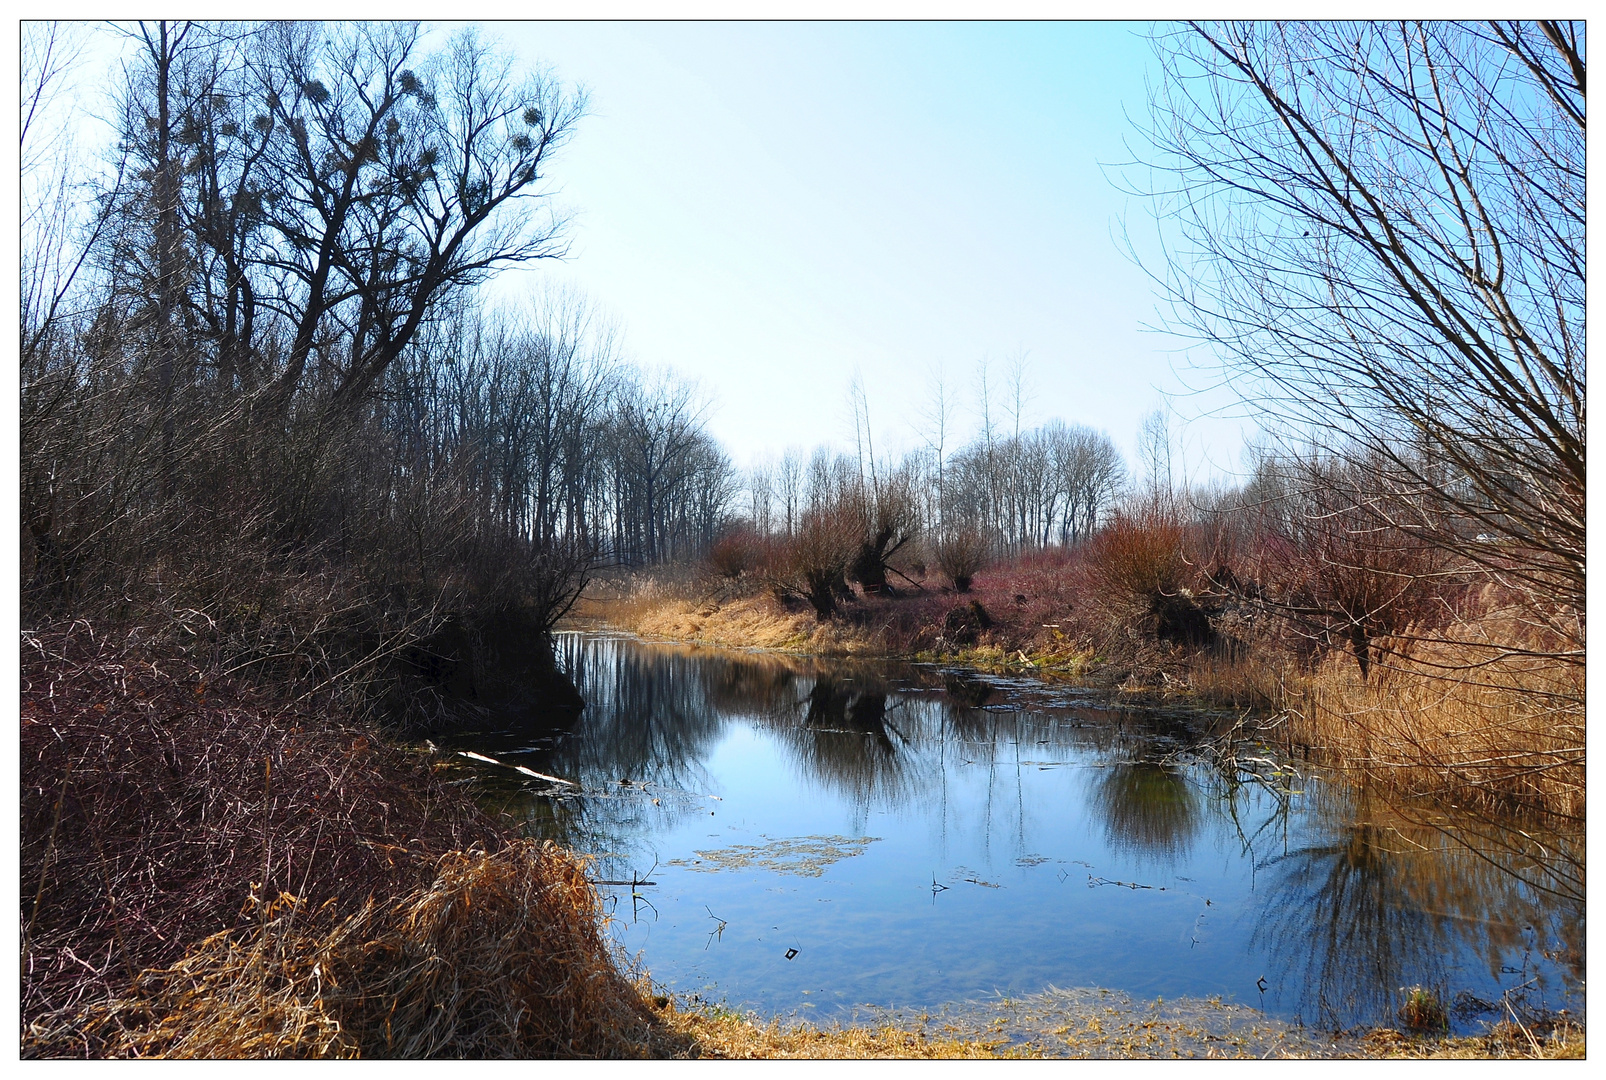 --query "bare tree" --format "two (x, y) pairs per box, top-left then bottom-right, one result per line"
(1135, 408), (1175, 512)
(941, 419), (1125, 556)
(764, 503), (859, 619)
(846, 461), (921, 595)
(776, 447), (803, 537)
(1241, 451), (1460, 679)
(21, 22), (112, 366)
(748, 457), (774, 535)
(917, 364), (954, 535)
(214, 22), (588, 414)
(1137, 21), (1584, 658)
(607, 370), (727, 565)
(1004, 349), (1033, 441)
(1048, 421), (1126, 545)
